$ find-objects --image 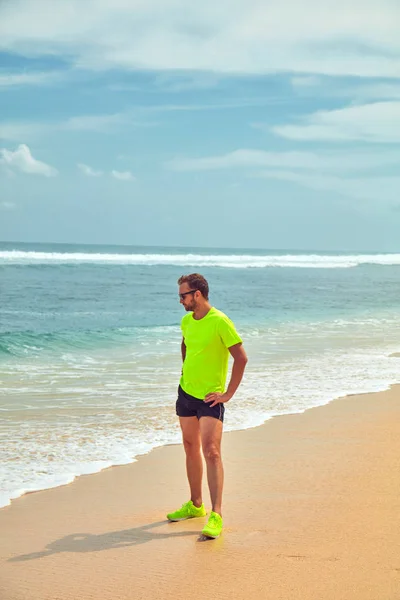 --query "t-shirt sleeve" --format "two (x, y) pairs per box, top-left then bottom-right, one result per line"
(181, 315), (188, 338)
(218, 315), (242, 348)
